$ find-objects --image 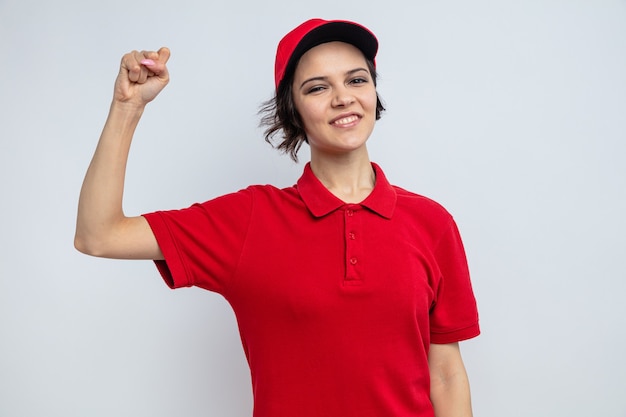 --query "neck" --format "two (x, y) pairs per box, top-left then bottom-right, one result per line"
(310, 150), (375, 204)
